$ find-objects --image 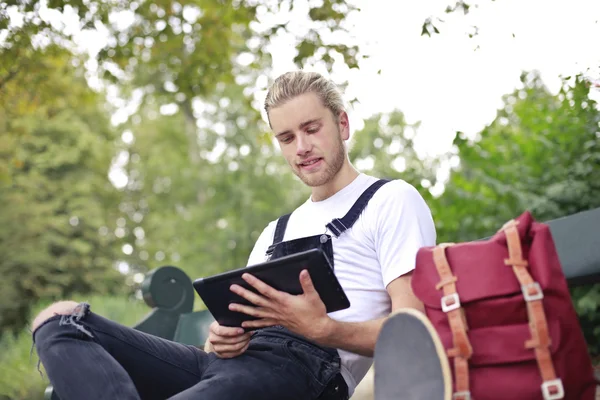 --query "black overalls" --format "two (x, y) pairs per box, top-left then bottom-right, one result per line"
(252, 179), (390, 400)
